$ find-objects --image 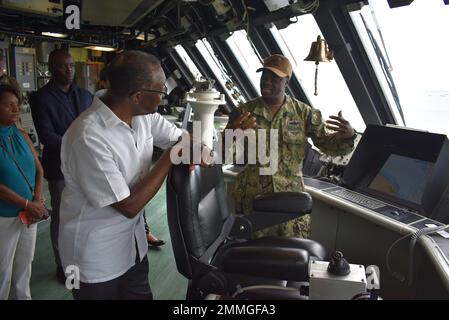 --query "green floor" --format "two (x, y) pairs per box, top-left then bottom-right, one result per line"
(30, 180), (188, 300)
